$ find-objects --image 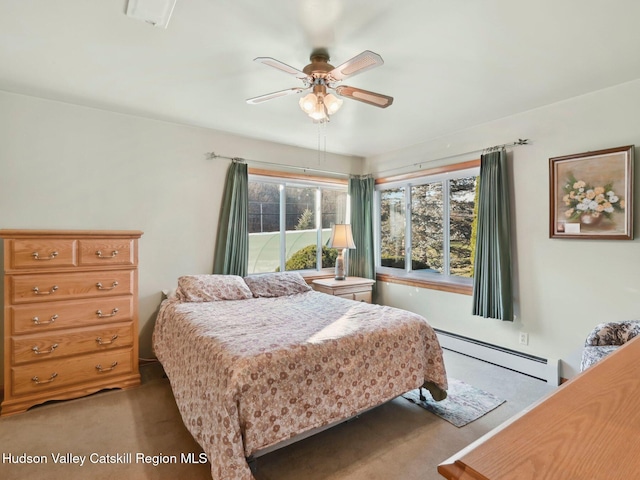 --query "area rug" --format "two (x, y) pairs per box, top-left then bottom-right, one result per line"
(403, 378), (506, 427)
